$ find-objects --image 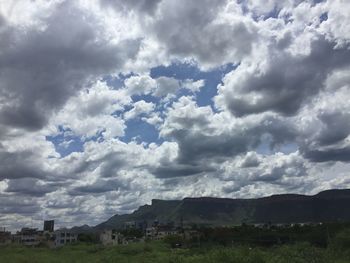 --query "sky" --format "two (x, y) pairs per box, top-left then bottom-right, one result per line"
(0, 0), (350, 231)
